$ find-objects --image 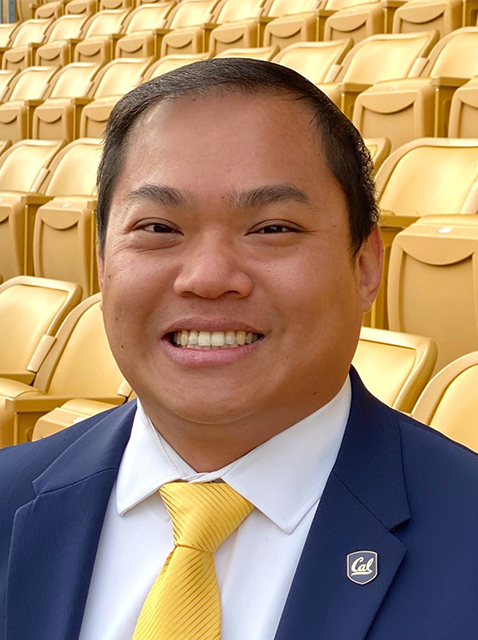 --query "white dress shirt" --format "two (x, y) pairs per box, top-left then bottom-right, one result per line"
(79, 377), (351, 640)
